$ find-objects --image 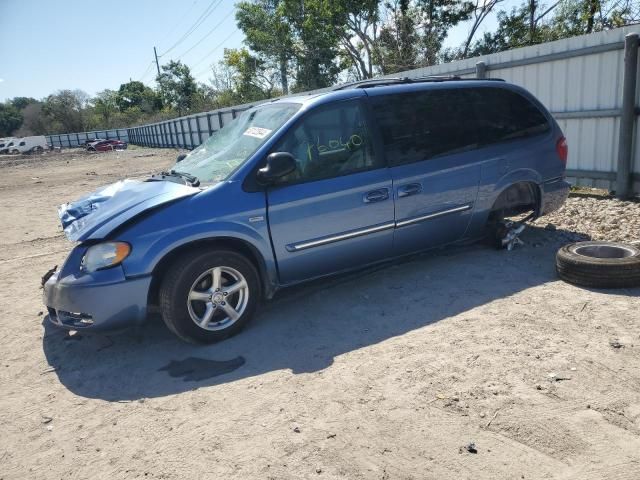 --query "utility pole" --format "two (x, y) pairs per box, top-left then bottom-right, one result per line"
(153, 47), (161, 78)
